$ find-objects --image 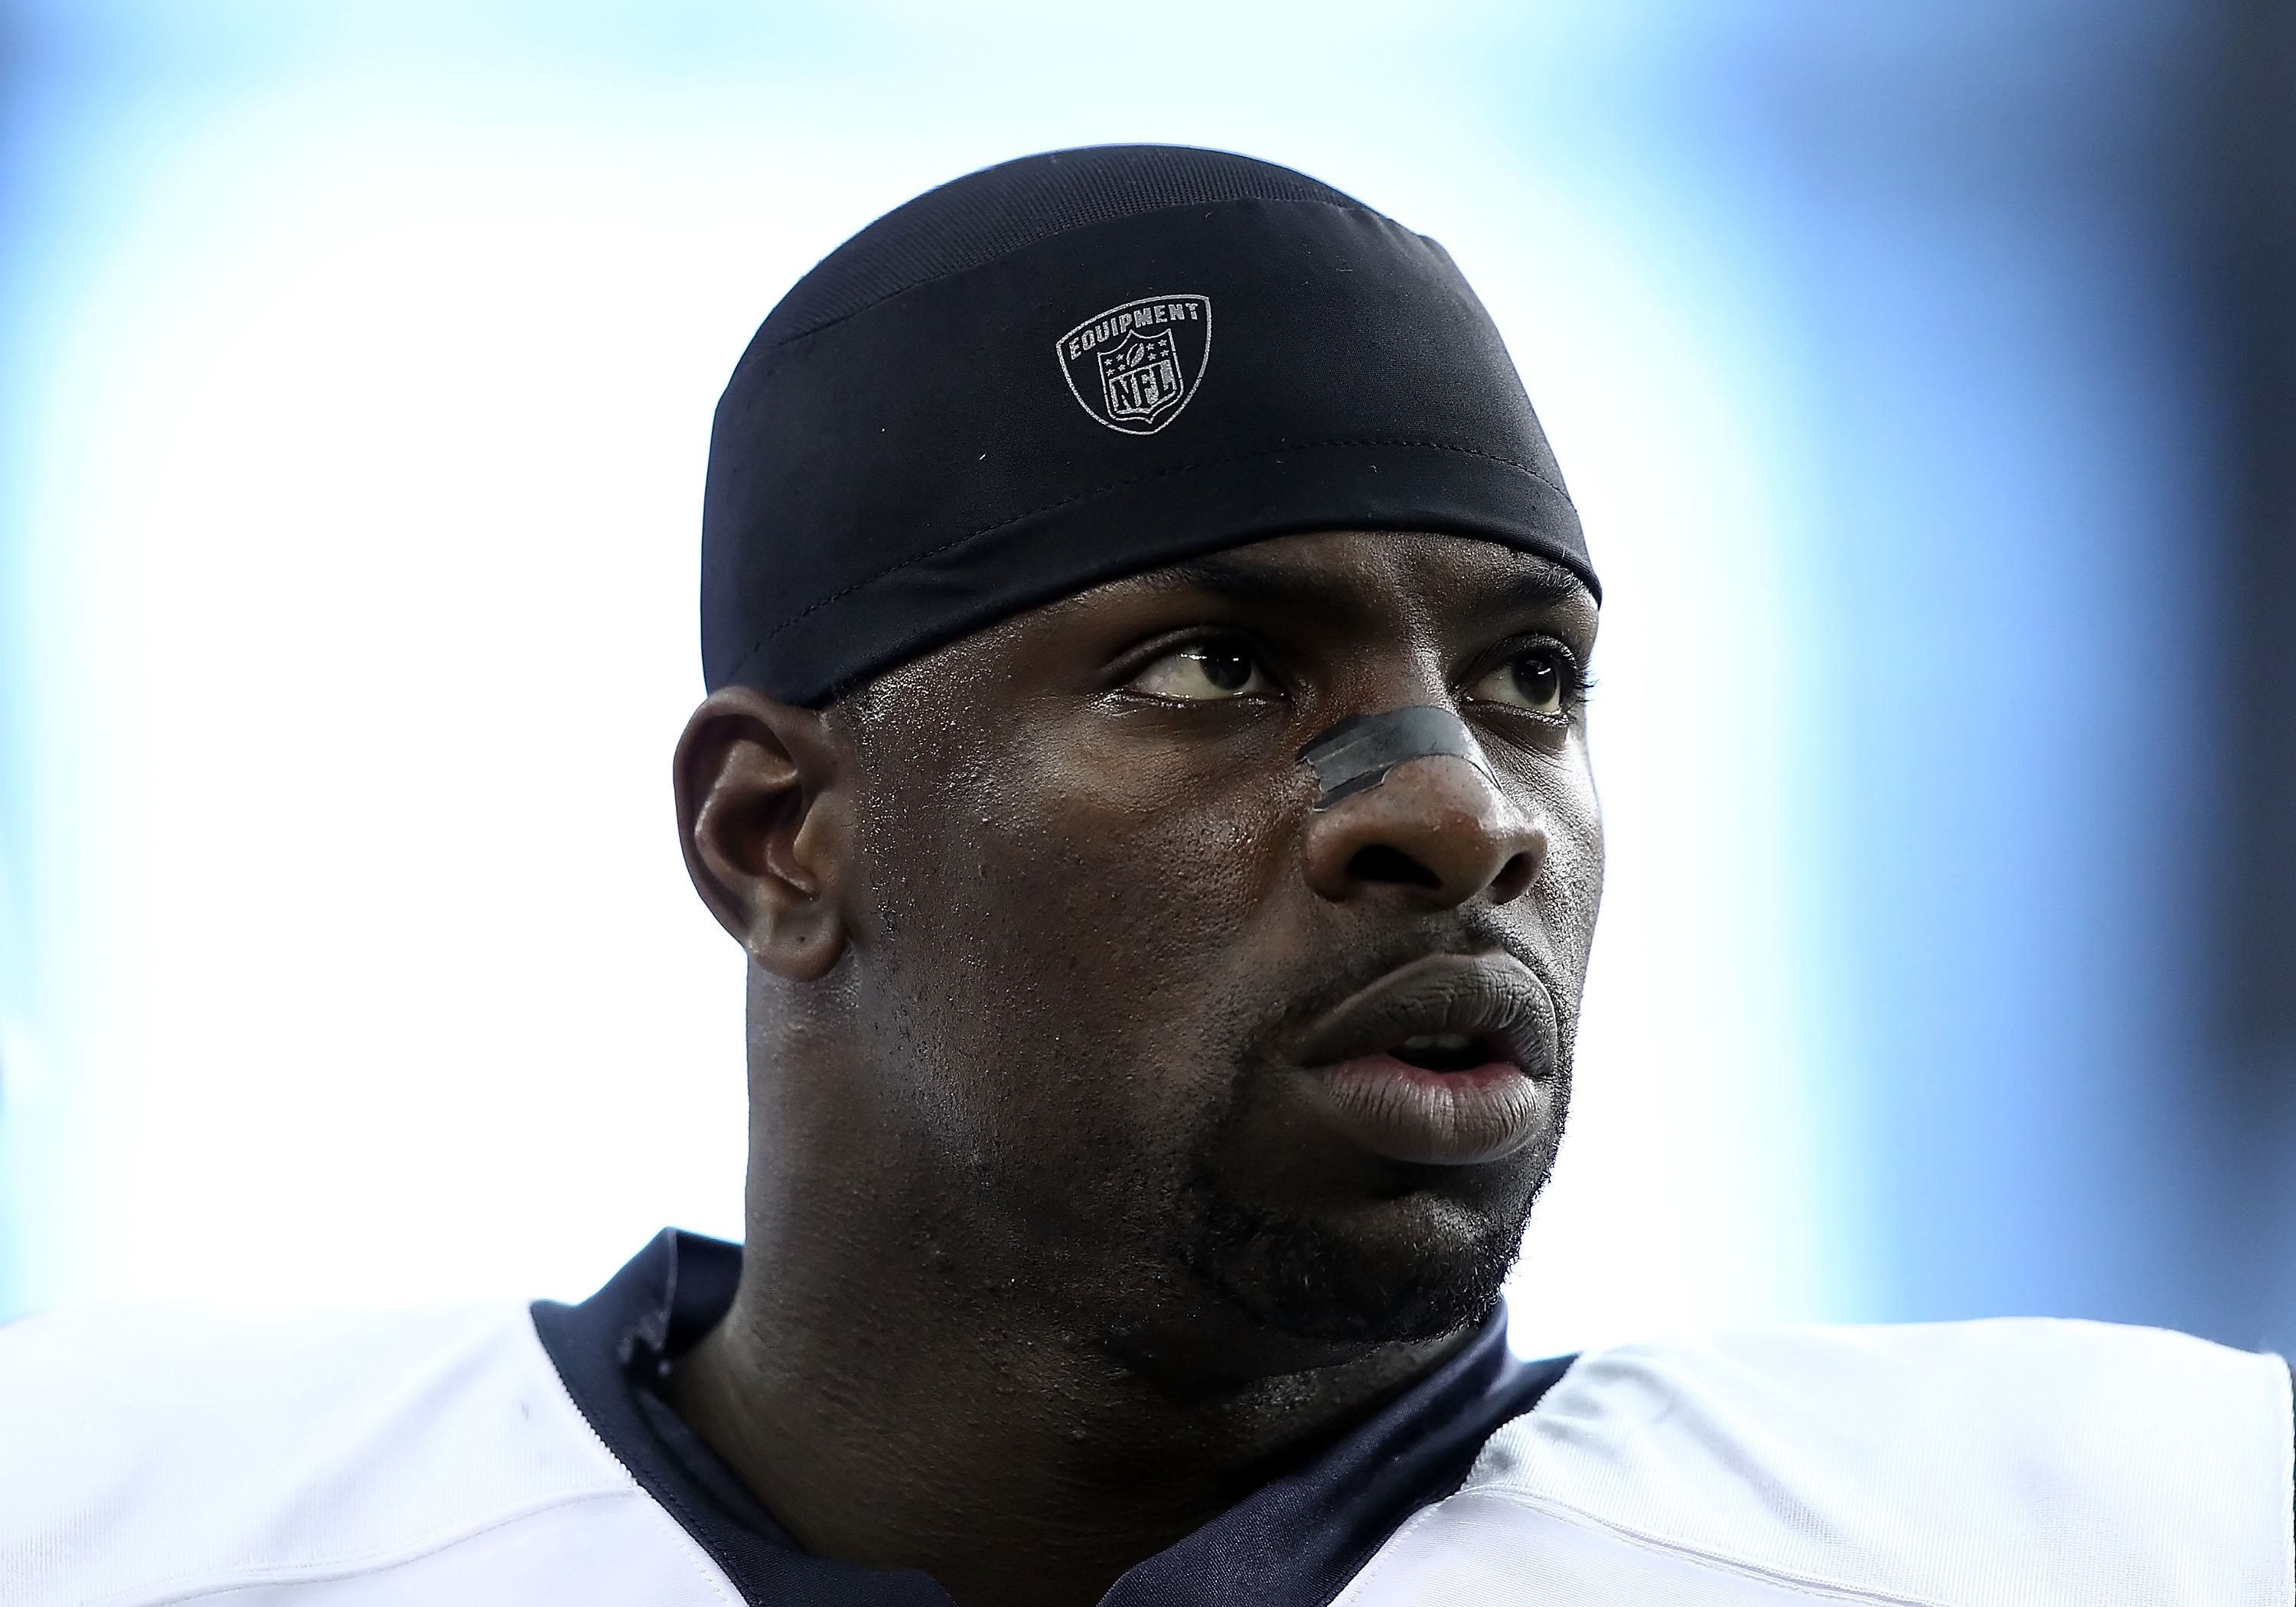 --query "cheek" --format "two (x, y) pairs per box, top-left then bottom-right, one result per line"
(1007, 733), (1301, 973)
(954, 707), (1297, 956)
(855, 725), (1299, 1145)
(1538, 764), (1605, 973)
